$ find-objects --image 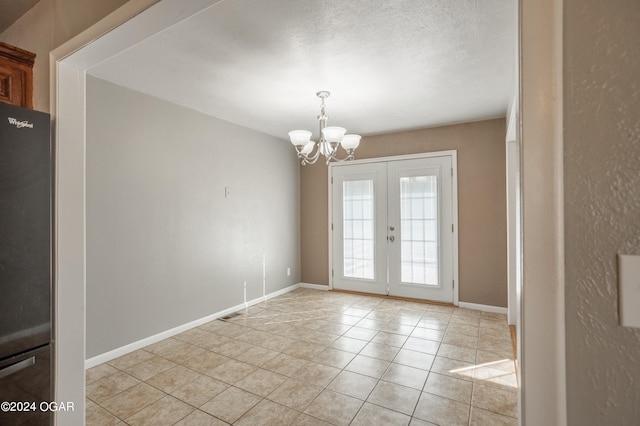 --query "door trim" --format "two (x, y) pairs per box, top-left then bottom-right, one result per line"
(328, 150), (459, 306)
